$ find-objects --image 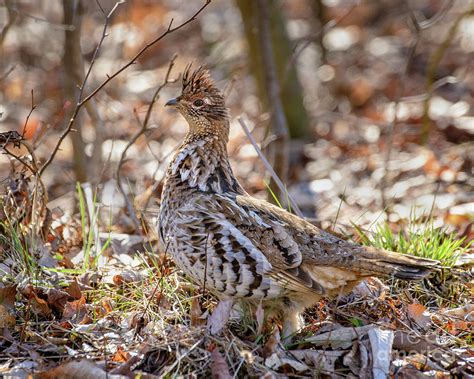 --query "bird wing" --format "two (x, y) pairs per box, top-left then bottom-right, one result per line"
(175, 193), (438, 299)
(234, 195), (439, 281)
